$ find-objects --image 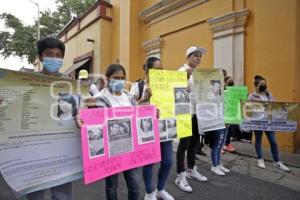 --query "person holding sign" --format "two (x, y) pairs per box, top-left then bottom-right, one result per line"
(248, 75), (290, 171)
(131, 57), (174, 200)
(175, 46), (208, 193)
(26, 37), (73, 200)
